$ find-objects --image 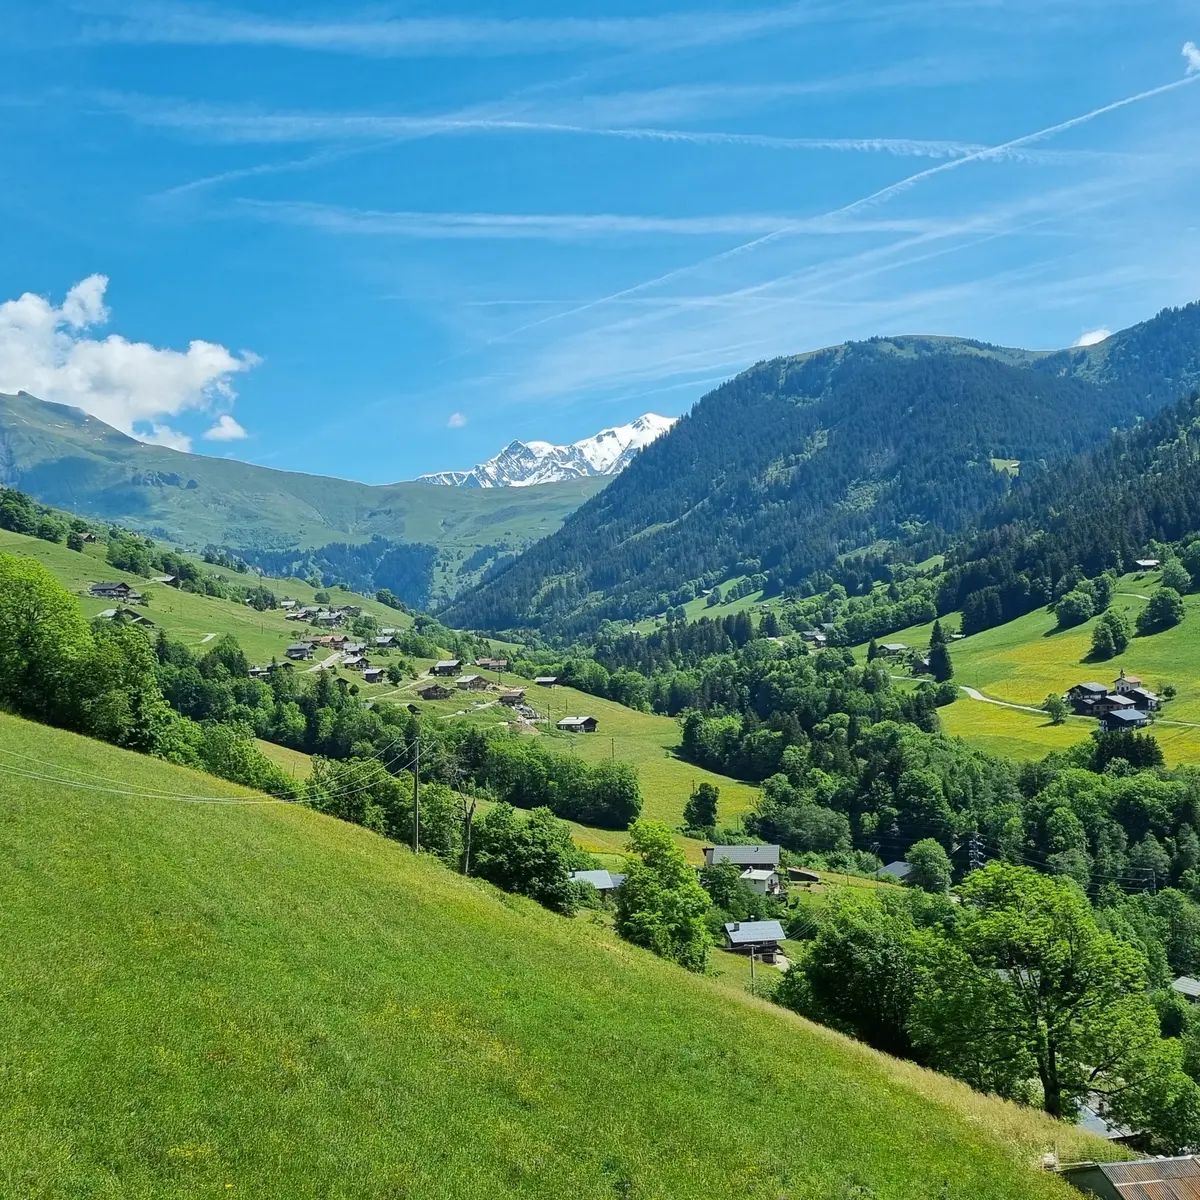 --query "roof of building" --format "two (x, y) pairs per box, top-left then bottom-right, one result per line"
(1129, 687), (1160, 702)
(558, 716), (596, 728)
(1117, 672), (1143, 684)
(723, 920), (787, 946)
(286, 643), (310, 652)
(457, 674), (483, 683)
(435, 659), (461, 669)
(1173, 976), (1200, 999)
(569, 869), (625, 891)
(705, 844), (781, 867)
(1105, 694), (1136, 707)
(1073, 682), (1108, 694)
(740, 868), (779, 882)
(534, 675), (559, 683)
(1135, 558), (1162, 568)
(880, 642), (908, 652)
(1106, 709), (1150, 725)
(1063, 1156), (1200, 1199)
(879, 860), (914, 880)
